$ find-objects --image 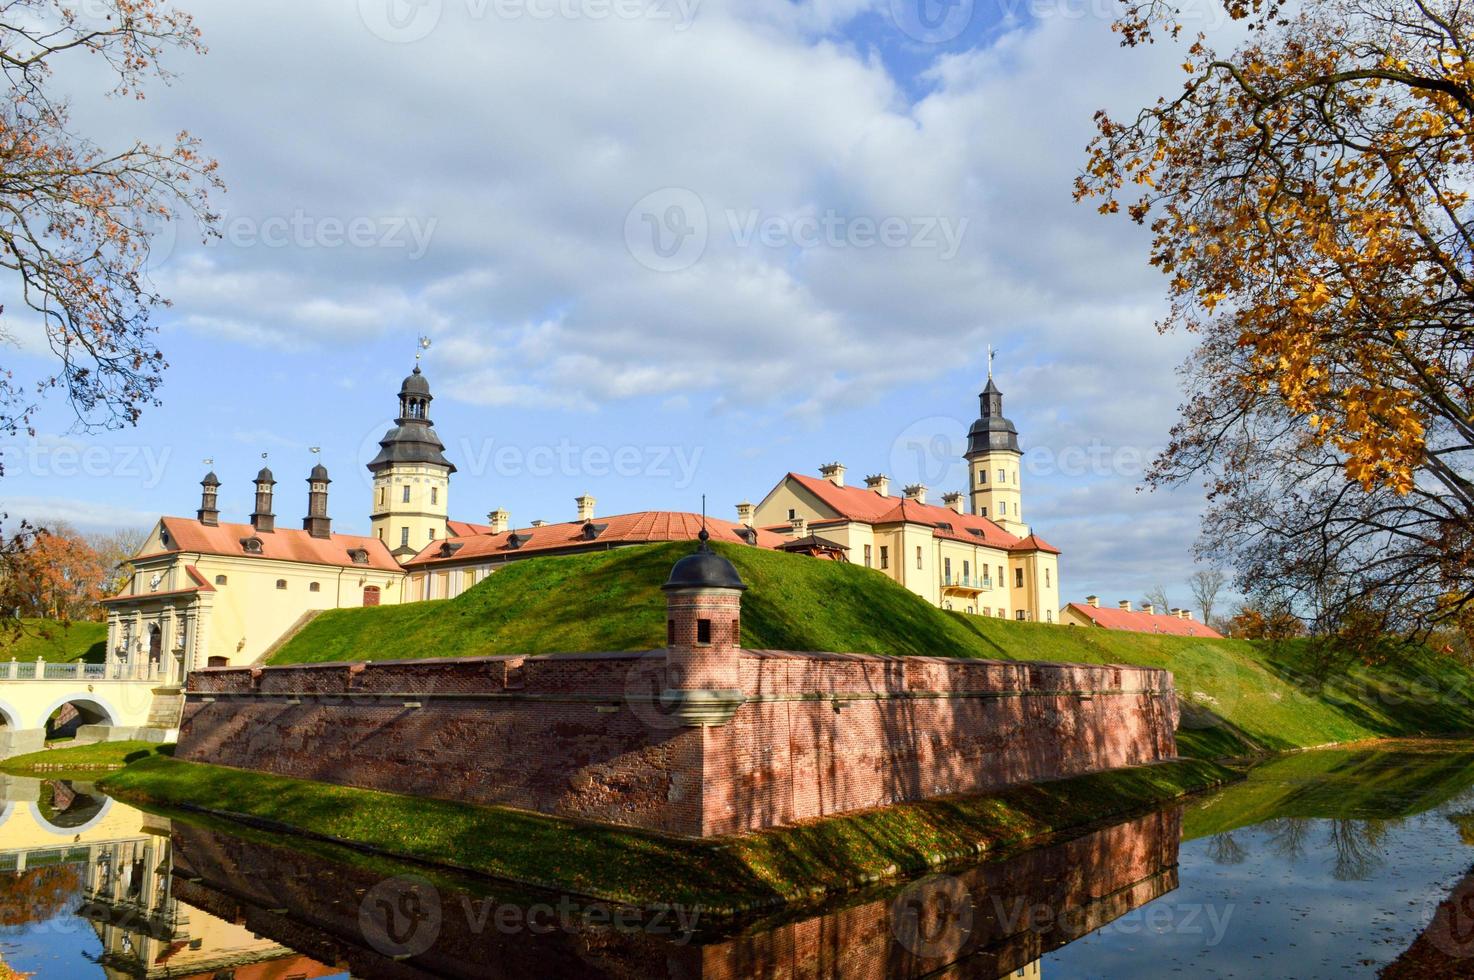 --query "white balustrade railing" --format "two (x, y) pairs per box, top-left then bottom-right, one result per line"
(0, 656), (164, 683)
